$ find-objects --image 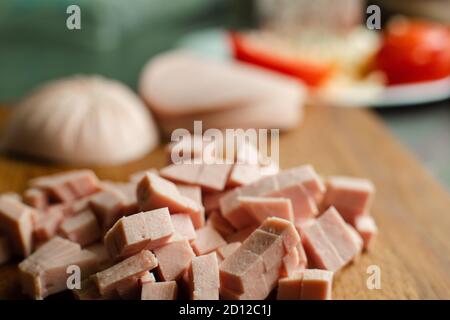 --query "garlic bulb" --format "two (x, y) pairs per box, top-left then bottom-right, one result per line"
(3, 75), (159, 165)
